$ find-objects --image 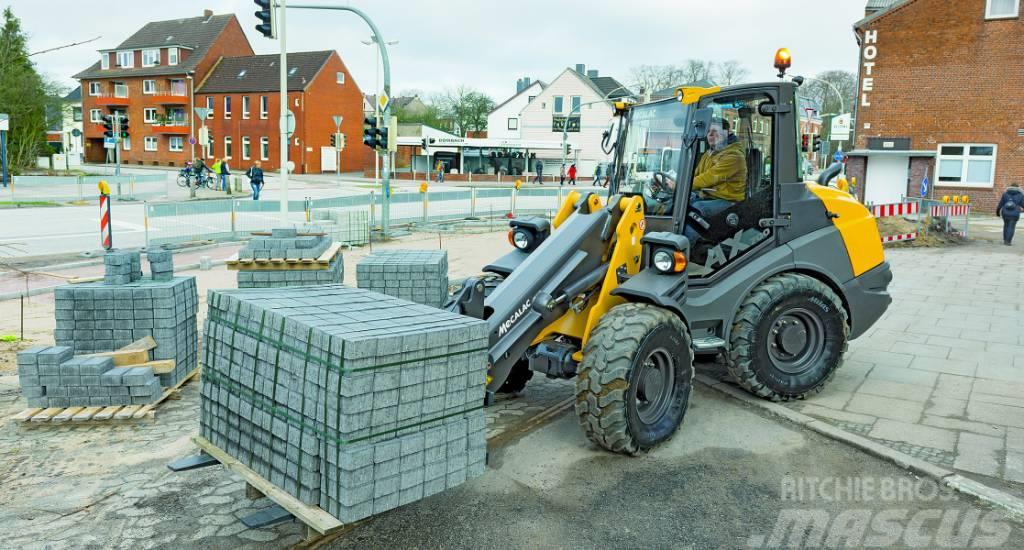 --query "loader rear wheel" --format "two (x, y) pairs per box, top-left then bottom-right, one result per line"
(575, 303), (694, 455)
(727, 273), (848, 401)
